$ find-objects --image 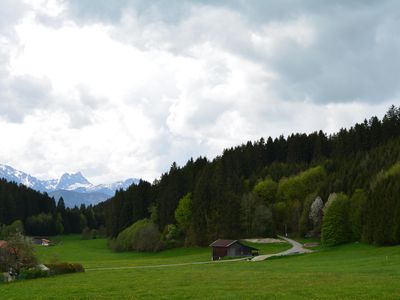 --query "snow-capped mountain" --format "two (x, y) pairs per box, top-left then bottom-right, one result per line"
(0, 164), (139, 207)
(0, 164), (49, 191)
(88, 178), (137, 196)
(56, 172), (92, 191)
